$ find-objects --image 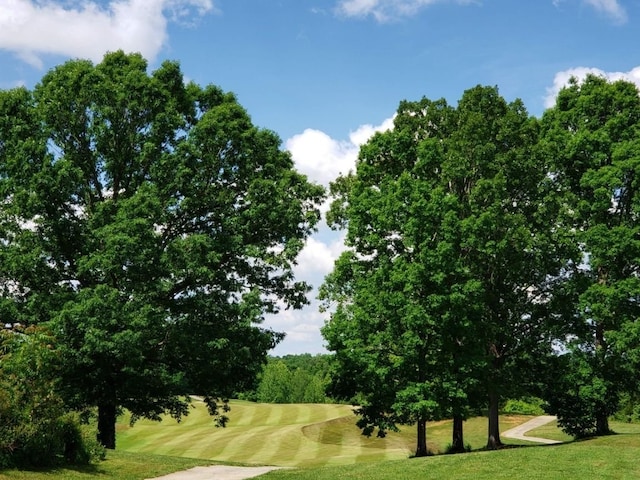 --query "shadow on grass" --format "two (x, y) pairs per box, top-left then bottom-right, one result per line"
(10, 462), (107, 476)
